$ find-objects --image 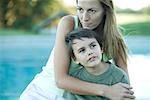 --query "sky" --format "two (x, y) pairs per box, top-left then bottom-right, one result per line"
(62, 0), (150, 11)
